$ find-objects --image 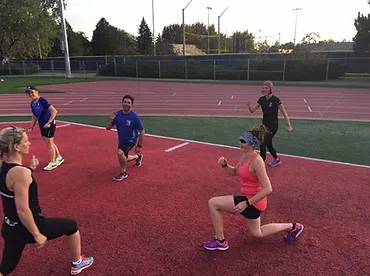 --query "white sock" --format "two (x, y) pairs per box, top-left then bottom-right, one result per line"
(72, 257), (82, 265)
